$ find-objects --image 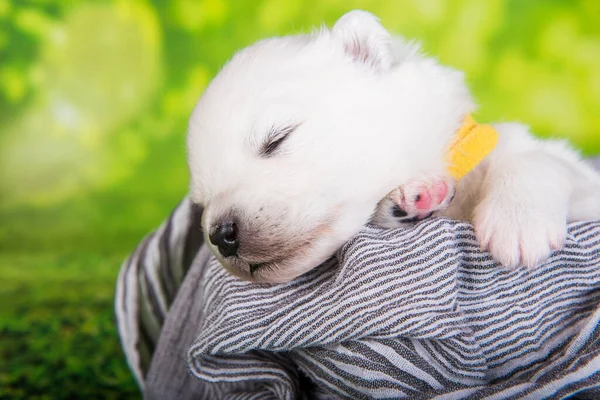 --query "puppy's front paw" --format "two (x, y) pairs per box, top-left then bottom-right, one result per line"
(372, 176), (455, 228)
(473, 199), (567, 269)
